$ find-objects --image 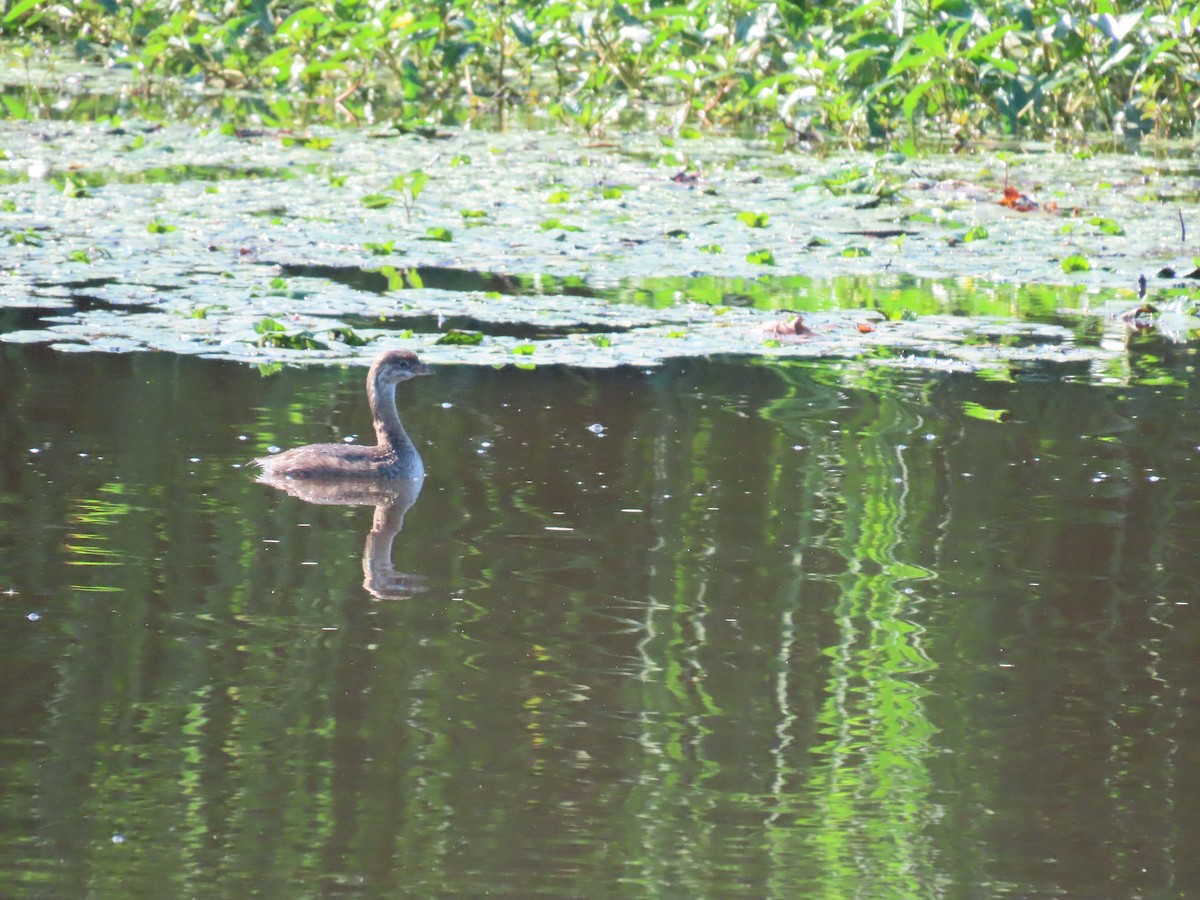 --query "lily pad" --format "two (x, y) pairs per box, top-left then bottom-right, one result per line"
(0, 119), (1196, 375)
